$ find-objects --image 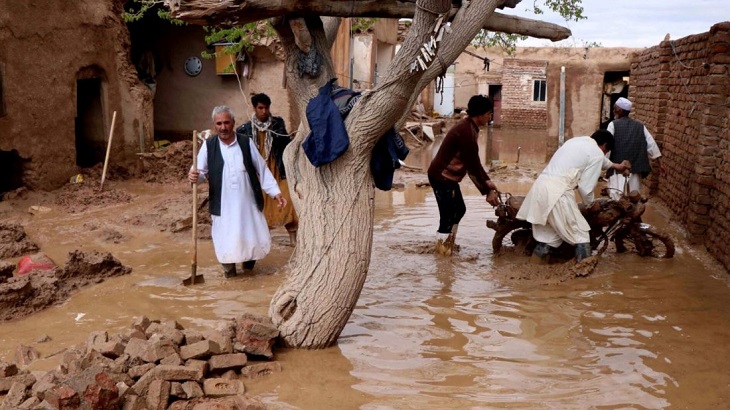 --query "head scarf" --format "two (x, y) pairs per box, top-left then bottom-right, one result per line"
(251, 115), (273, 160)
